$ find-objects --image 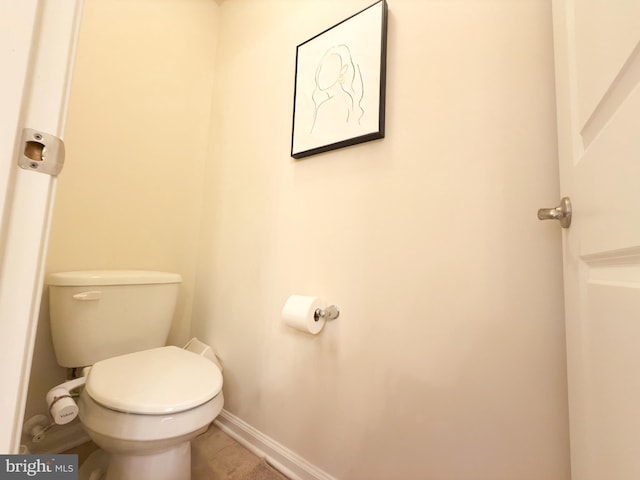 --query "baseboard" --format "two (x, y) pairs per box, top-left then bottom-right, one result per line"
(214, 410), (338, 480)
